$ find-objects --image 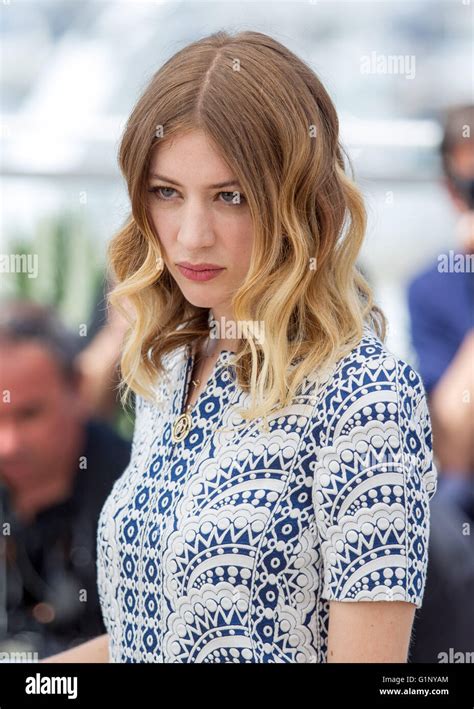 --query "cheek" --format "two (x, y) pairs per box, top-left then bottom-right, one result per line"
(224, 218), (254, 272)
(43, 397), (77, 431)
(148, 207), (175, 247)
(23, 415), (56, 447)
